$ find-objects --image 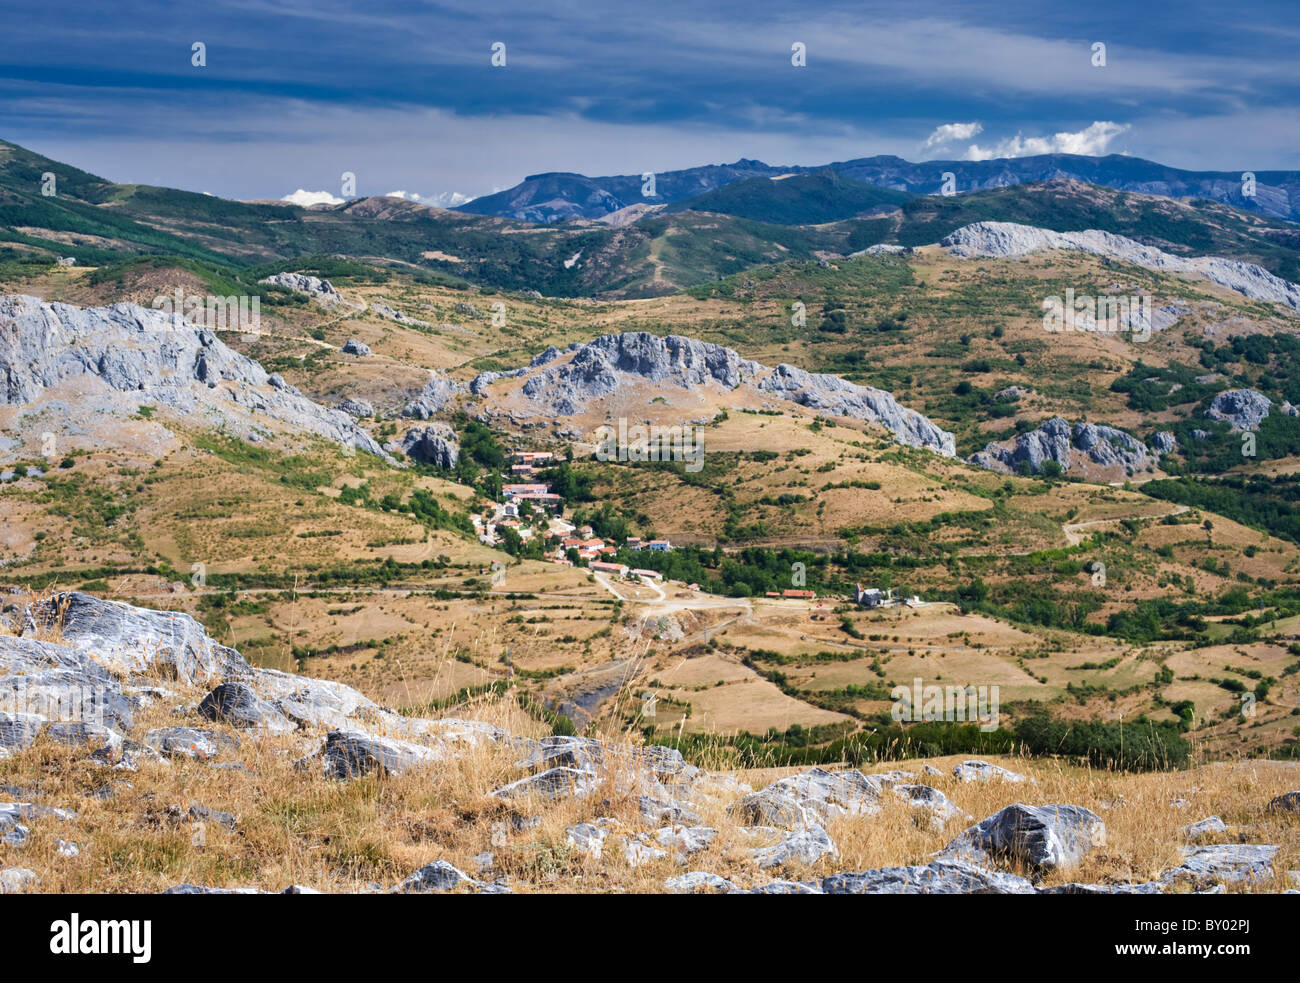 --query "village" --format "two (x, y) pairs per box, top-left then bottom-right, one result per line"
(468, 448), (914, 608)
